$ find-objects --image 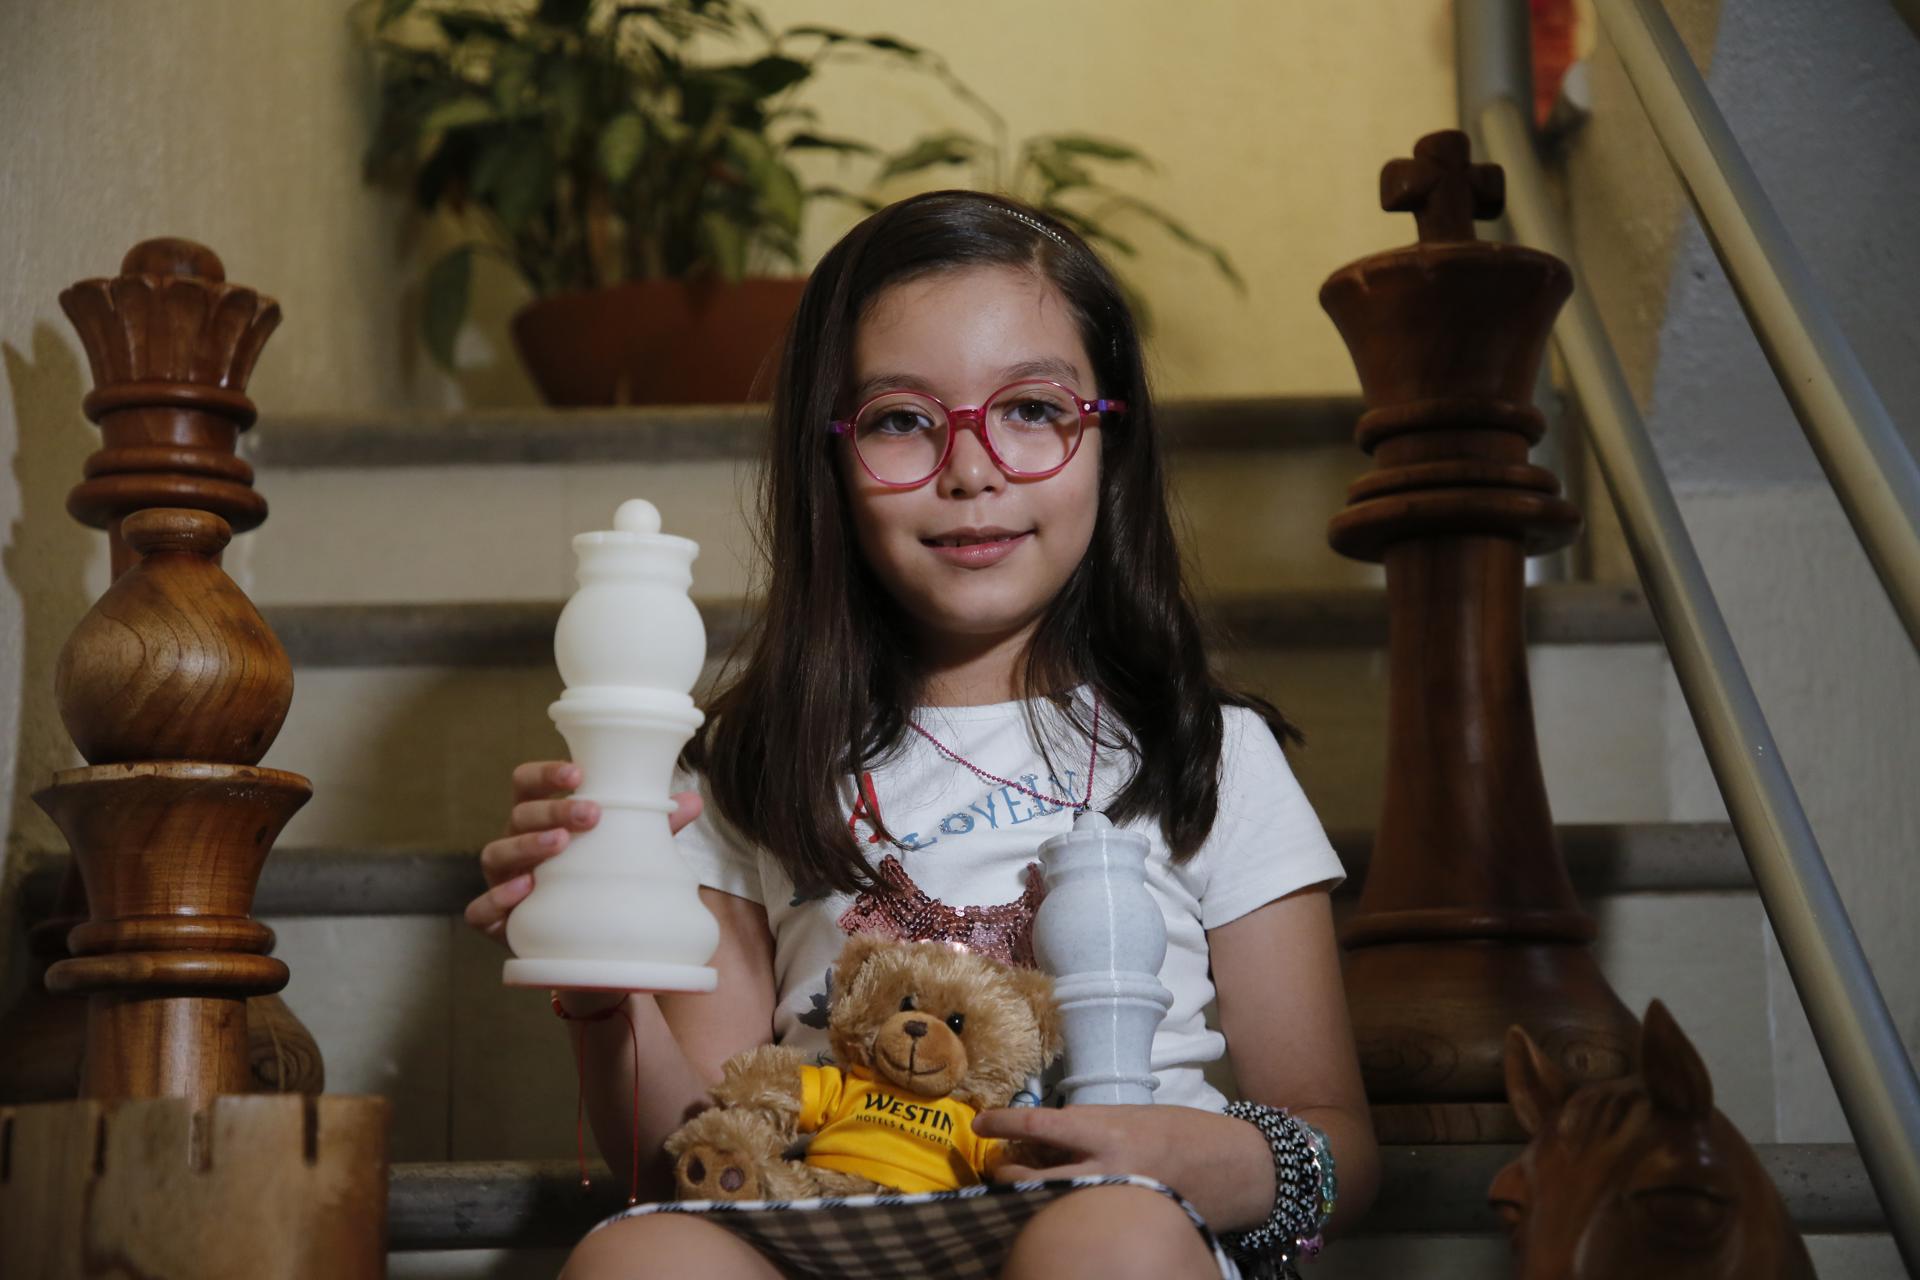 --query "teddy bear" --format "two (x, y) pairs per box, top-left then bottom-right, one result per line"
(666, 933), (1063, 1201)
